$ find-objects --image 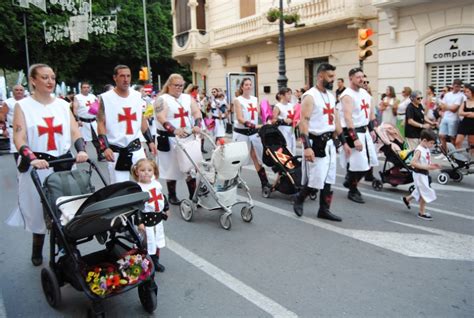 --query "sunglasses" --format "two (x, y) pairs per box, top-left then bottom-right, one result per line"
(364, 81), (370, 84)
(416, 97), (423, 100)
